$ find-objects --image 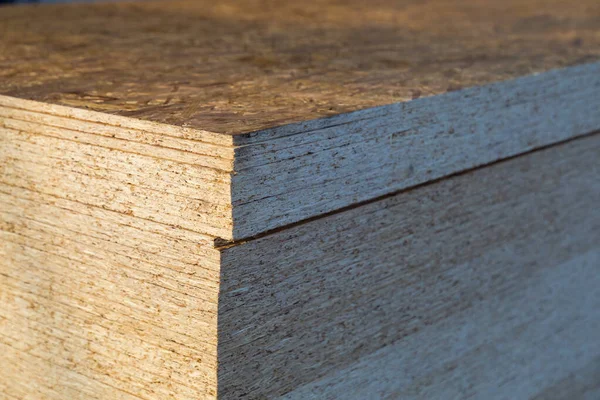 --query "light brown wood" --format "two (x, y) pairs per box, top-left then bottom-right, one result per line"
(3, 61), (600, 241)
(1, 1), (600, 398)
(2, 132), (598, 399)
(1, 0), (599, 133)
